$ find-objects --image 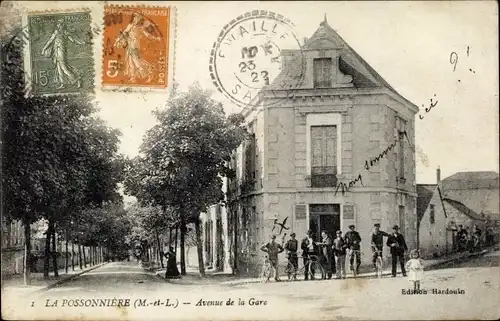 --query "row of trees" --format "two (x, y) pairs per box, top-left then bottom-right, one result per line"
(123, 84), (247, 276)
(1, 20), (129, 284)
